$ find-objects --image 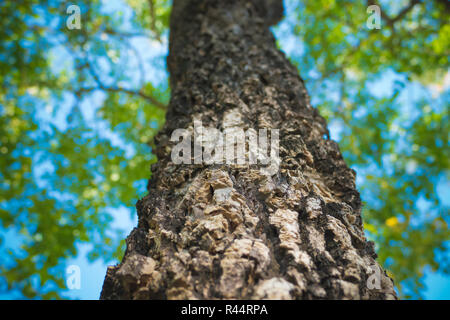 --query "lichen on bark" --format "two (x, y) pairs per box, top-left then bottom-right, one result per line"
(100, 0), (397, 300)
